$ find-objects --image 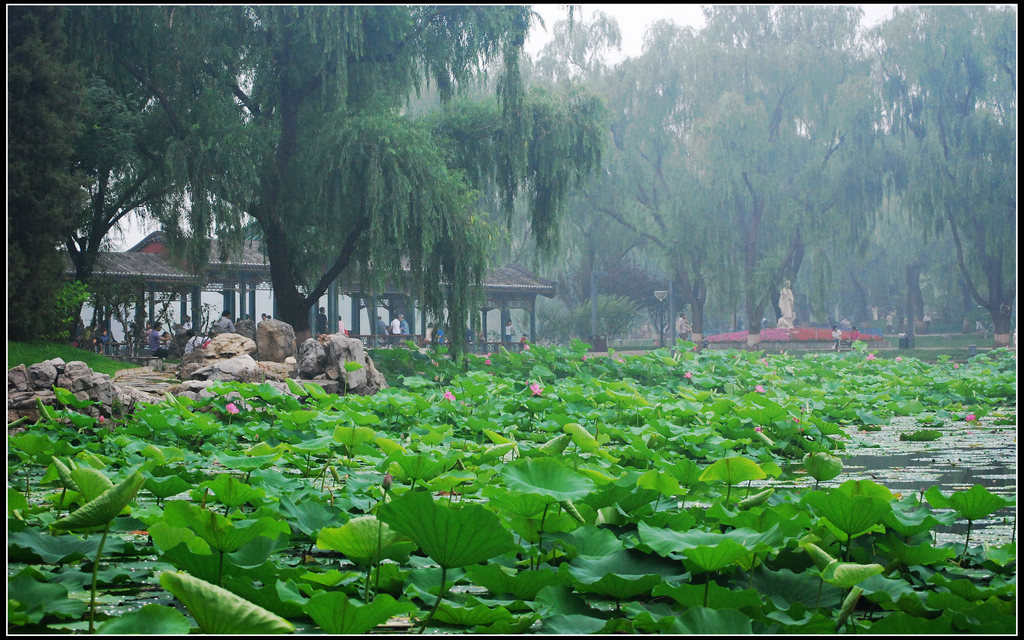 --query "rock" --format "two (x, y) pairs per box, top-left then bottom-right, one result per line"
(257, 319), (297, 363)
(28, 360), (59, 390)
(257, 360), (296, 381)
(235, 318), (257, 341)
(298, 338), (328, 378)
(204, 333), (257, 359)
(299, 334), (387, 395)
(188, 354), (263, 383)
(8, 364), (30, 392)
